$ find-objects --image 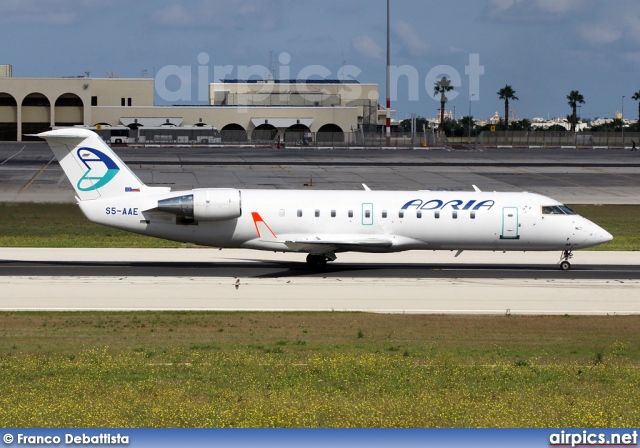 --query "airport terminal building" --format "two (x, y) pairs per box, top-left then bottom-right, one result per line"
(0, 65), (392, 143)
